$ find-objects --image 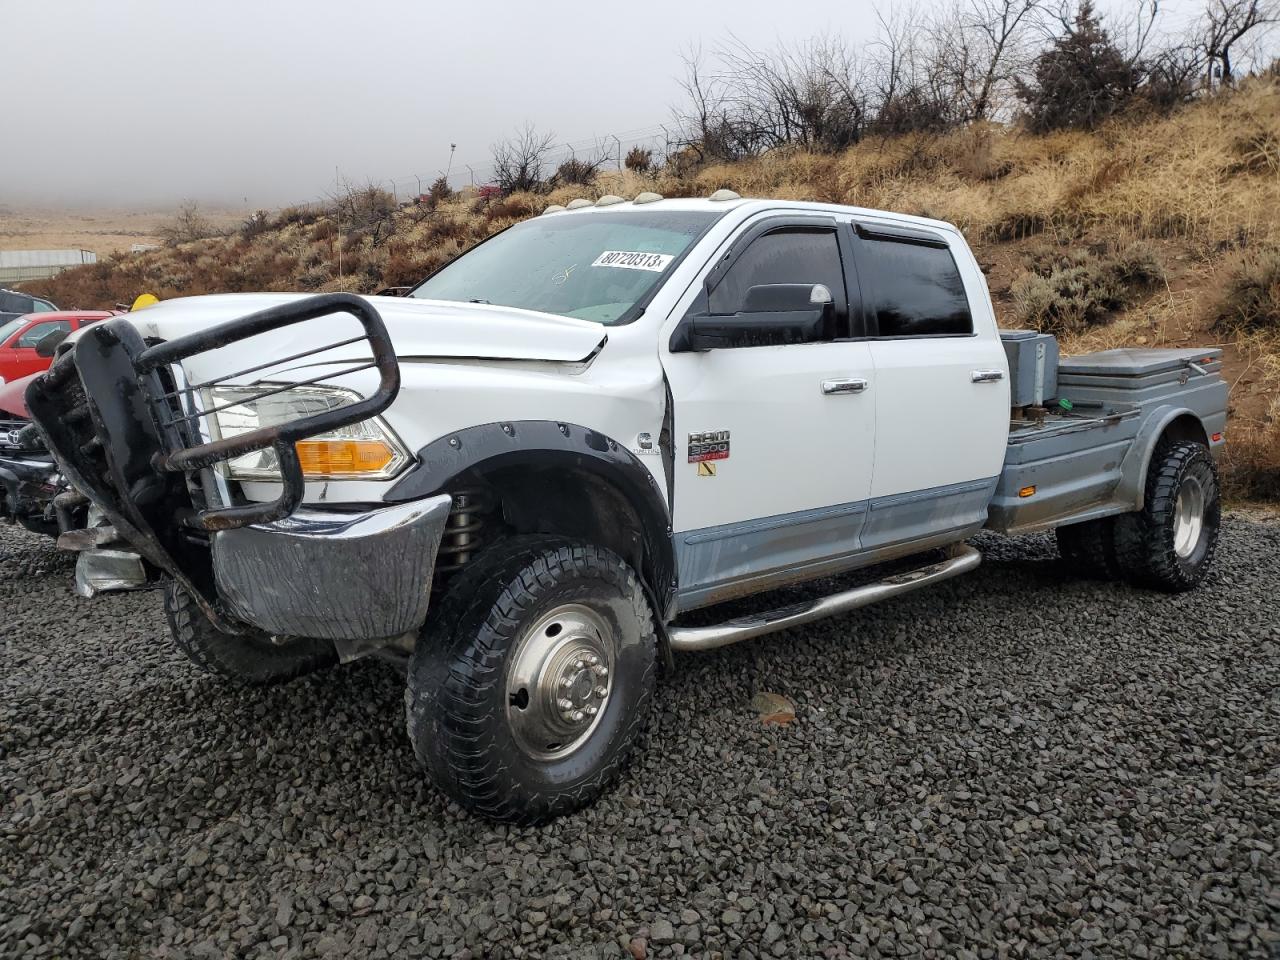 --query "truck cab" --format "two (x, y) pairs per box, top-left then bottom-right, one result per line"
(26, 195), (1227, 823)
